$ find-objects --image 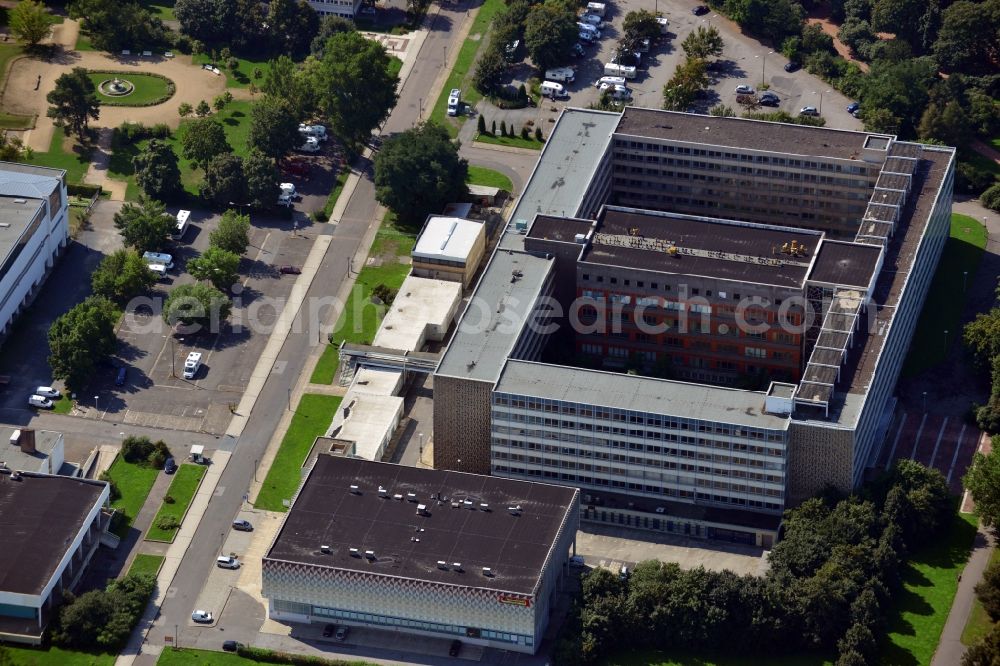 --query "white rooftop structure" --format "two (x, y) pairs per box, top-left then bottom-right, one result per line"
(327, 391), (404, 462)
(351, 367), (404, 396)
(371, 275), (462, 352)
(413, 217), (485, 265)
